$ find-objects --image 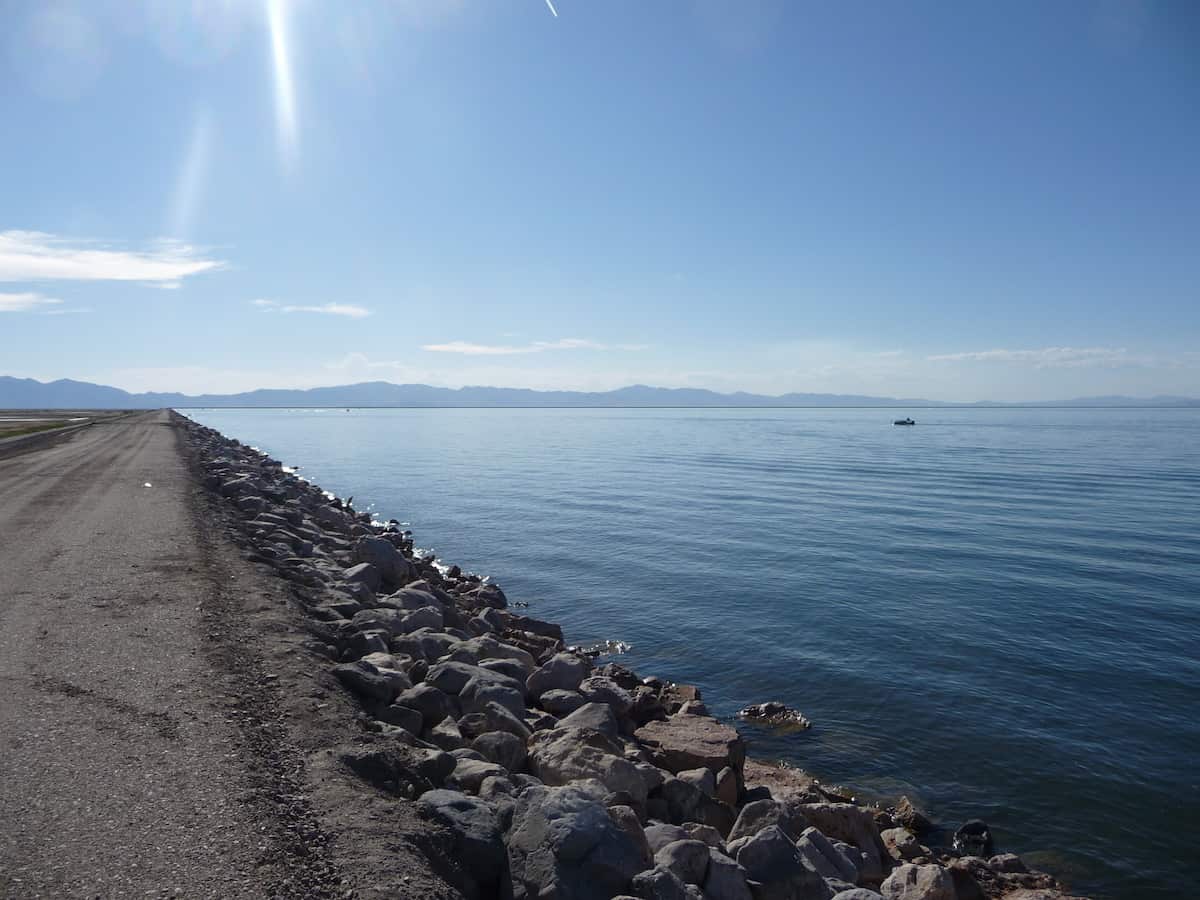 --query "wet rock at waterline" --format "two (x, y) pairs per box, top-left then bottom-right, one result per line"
(738, 701), (812, 730)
